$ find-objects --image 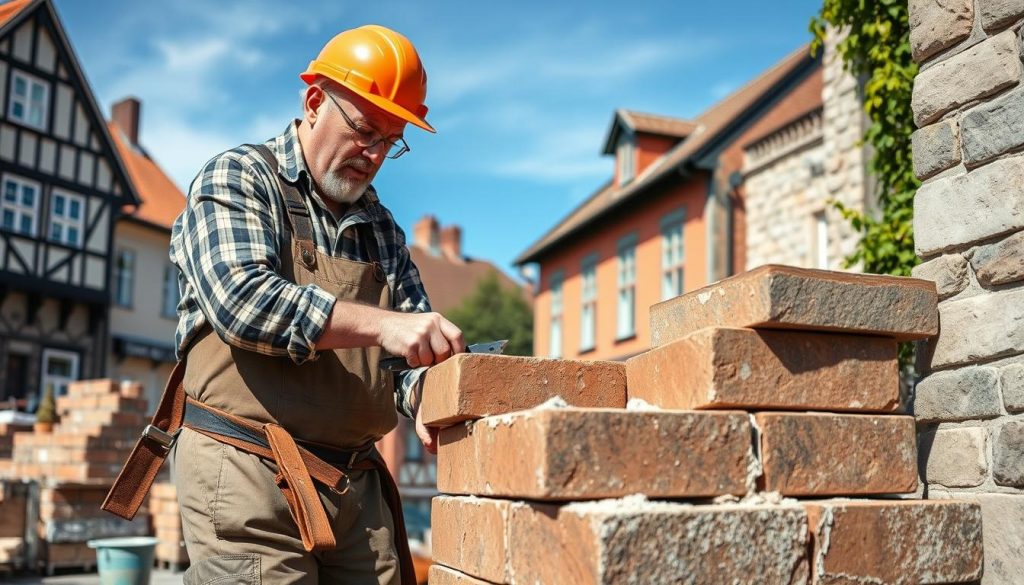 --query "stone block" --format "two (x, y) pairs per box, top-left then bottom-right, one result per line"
(911, 253), (970, 299)
(948, 492), (1024, 584)
(963, 85), (1024, 165)
(913, 30), (1021, 126)
(508, 499), (809, 585)
(915, 366), (1002, 422)
(431, 496), (510, 583)
(920, 426), (989, 487)
(427, 566), (492, 585)
(437, 408), (750, 500)
(755, 412), (917, 496)
(909, 0), (975, 62)
(980, 0), (1024, 31)
(420, 354), (626, 427)
(928, 288), (1024, 368)
(805, 500), (983, 585)
(915, 155), (1024, 255)
(912, 117), (962, 179)
(626, 327), (898, 412)
(1001, 363), (1024, 412)
(994, 420), (1024, 487)
(970, 229), (1024, 286)
(649, 265), (938, 346)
